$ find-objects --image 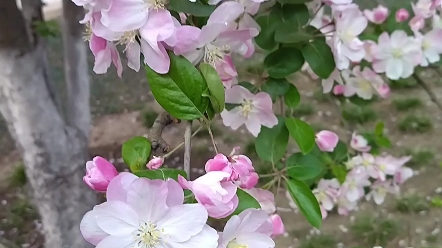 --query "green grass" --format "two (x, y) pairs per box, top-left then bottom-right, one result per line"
(8, 163), (27, 188)
(292, 103), (314, 117)
(350, 214), (400, 247)
(397, 115), (433, 133)
(396, 193), (430, 213)
(342, 105), (377, 124)
(404, 149), (435, 168)
(300, 234), (338, 248)
(392, 97), (422, 111)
